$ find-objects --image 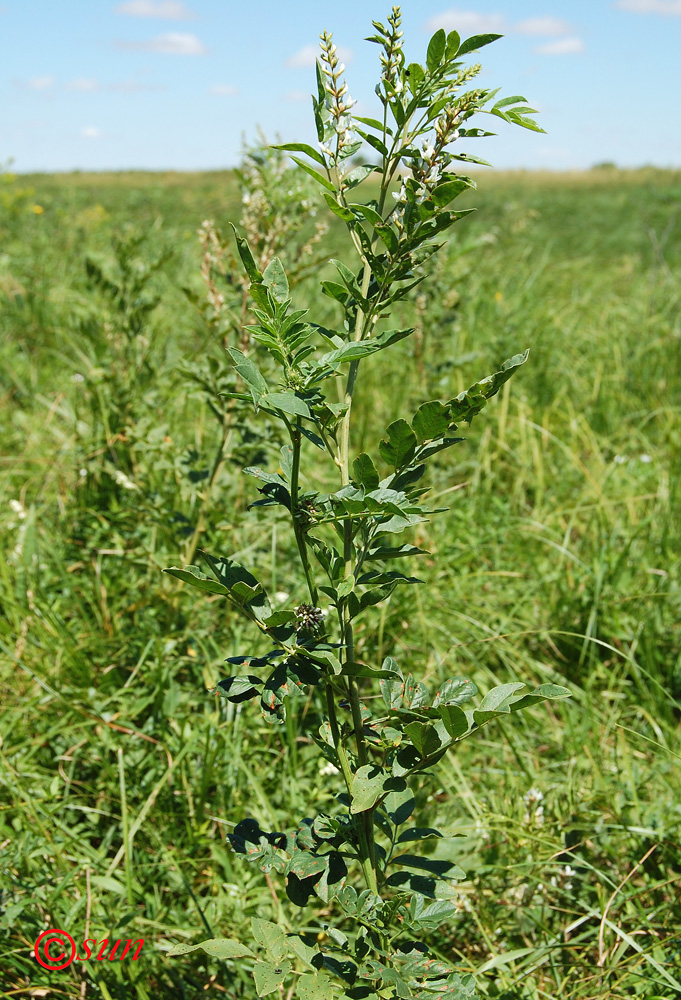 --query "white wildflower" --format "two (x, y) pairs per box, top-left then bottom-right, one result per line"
(613, 454), (627, 465)
(274, 591), (290, 604)
(523, 787), (544, 807)
(9, 499), (26, 519)
(475, 818), (490, 842)
(639, 454), (652, 463)
(79, 468), (87, 478)
(112, 469), (138, 491)
(71, 373), (85, 383)
(319, 761), (339, 776)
